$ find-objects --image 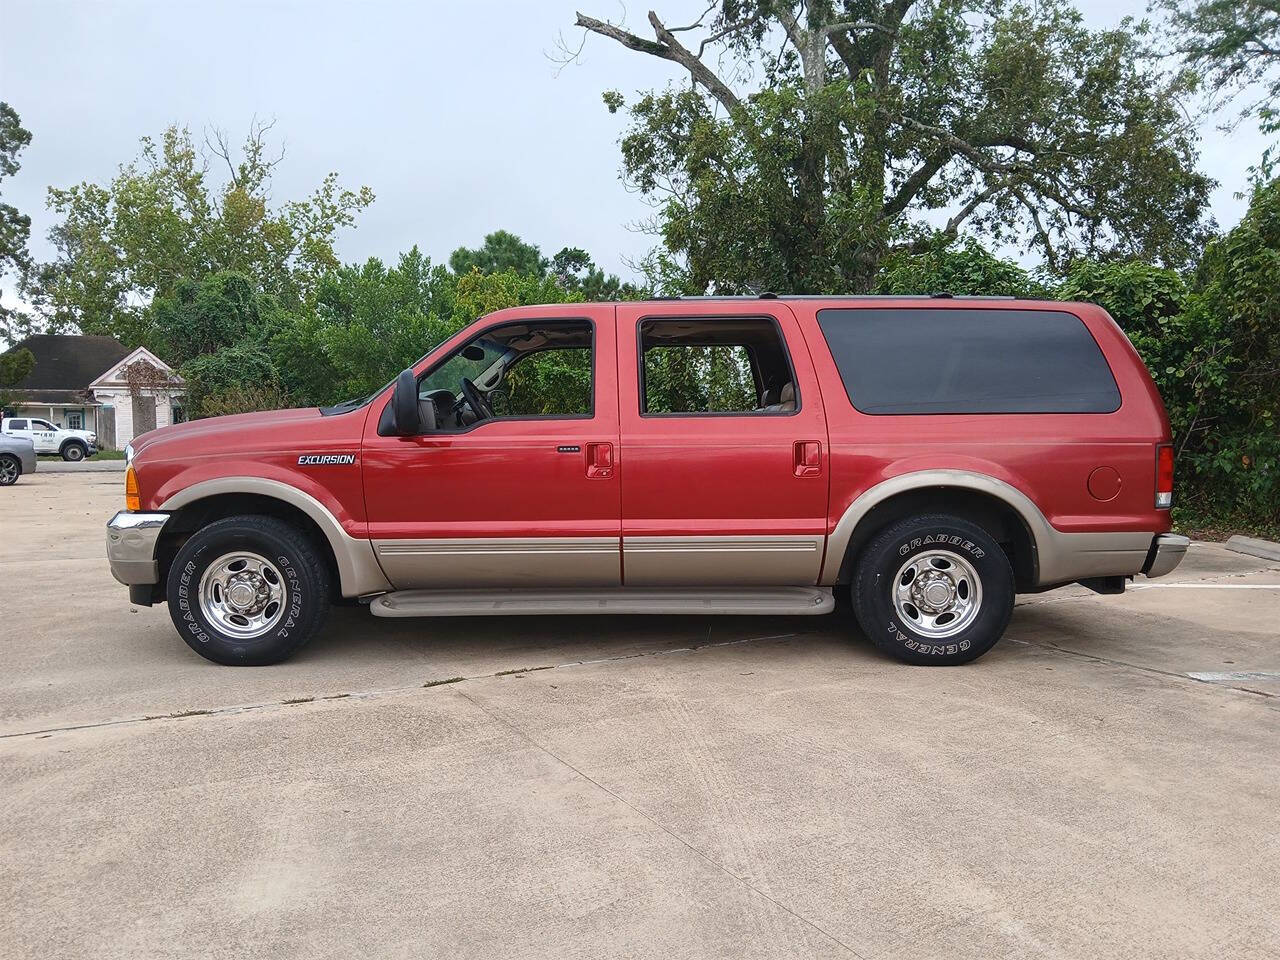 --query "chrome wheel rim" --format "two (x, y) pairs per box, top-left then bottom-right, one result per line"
(892, 549), (982, 639)
(198, 551), (287, 639)
(66, 446), (83, 461)
(0, 458), (16, 483)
